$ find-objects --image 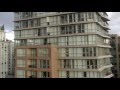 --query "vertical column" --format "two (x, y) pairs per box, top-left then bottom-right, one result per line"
(25, 48), (27, 78)
(67, 14), (69, 23)
(15, 48), (17, 78)
(37, 47), (39, 78)
(50, 46), (58, 78)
